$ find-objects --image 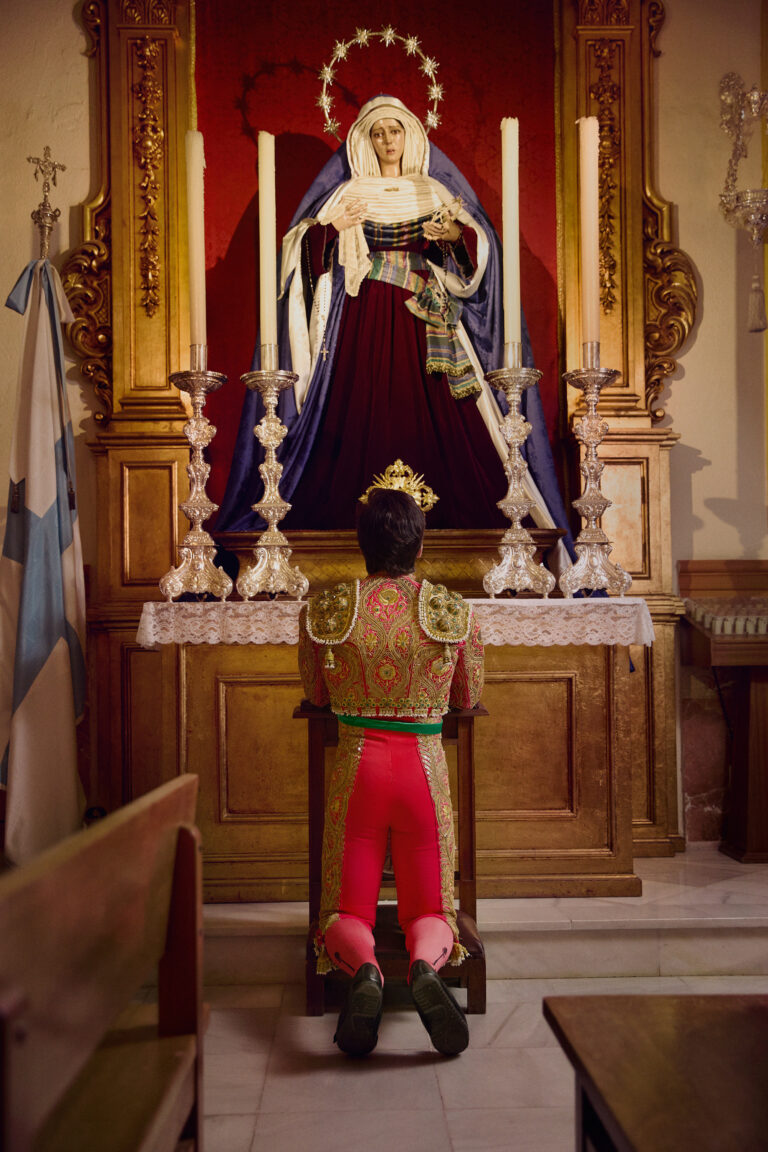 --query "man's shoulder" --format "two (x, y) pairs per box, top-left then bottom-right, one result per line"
(305, 581), (360, 644)
(418, 580), (473, 644)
